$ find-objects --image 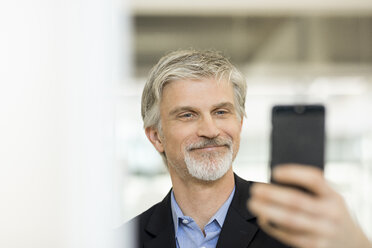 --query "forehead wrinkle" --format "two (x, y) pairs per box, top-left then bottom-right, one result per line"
(161, 79), (235, 118)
